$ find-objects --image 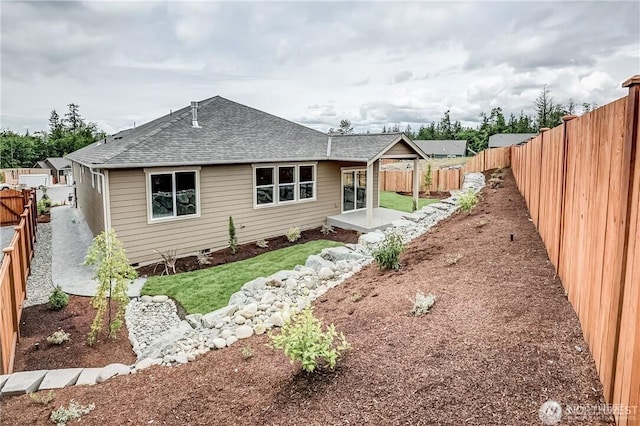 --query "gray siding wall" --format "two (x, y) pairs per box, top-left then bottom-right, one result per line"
(109, 161), (353, 265)
(72, 162), (104, 235)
